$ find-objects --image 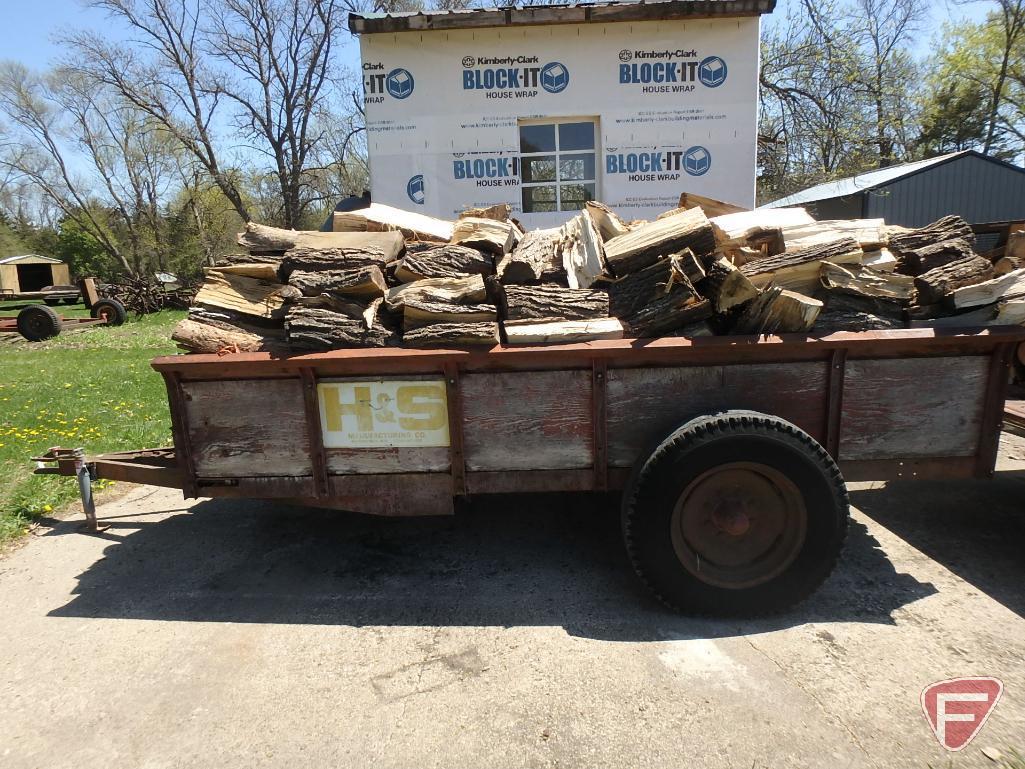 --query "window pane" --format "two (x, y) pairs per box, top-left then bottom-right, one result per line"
(558, 122), (595, 151)
(520, 124), (556, 153)
(522, 185), (557, 213)
(559, 183), (595, 211)
(522, 156), (557, 183)
(559, 154), (595, 181)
